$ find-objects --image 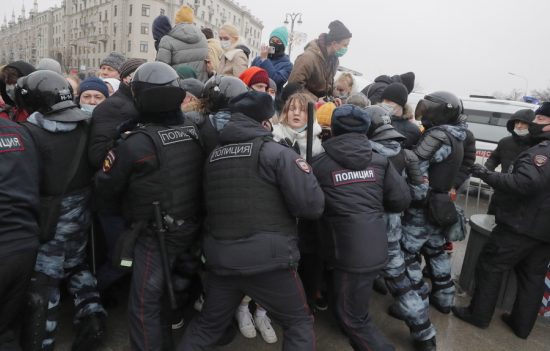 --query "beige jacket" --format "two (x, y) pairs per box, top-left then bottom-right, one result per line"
(217, 48), (249, 78)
